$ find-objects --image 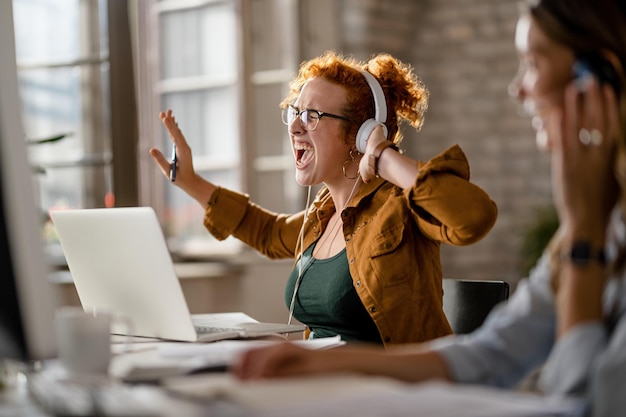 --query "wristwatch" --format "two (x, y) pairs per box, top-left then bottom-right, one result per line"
(560, 241), (606, 266)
